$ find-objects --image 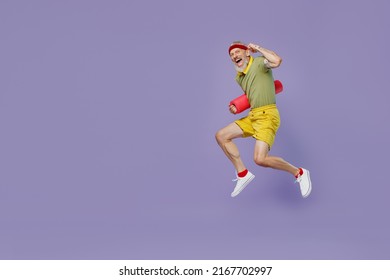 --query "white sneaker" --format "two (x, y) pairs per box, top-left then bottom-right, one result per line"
(231, 171), (255, 197)
(295, 168), (312, 198)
